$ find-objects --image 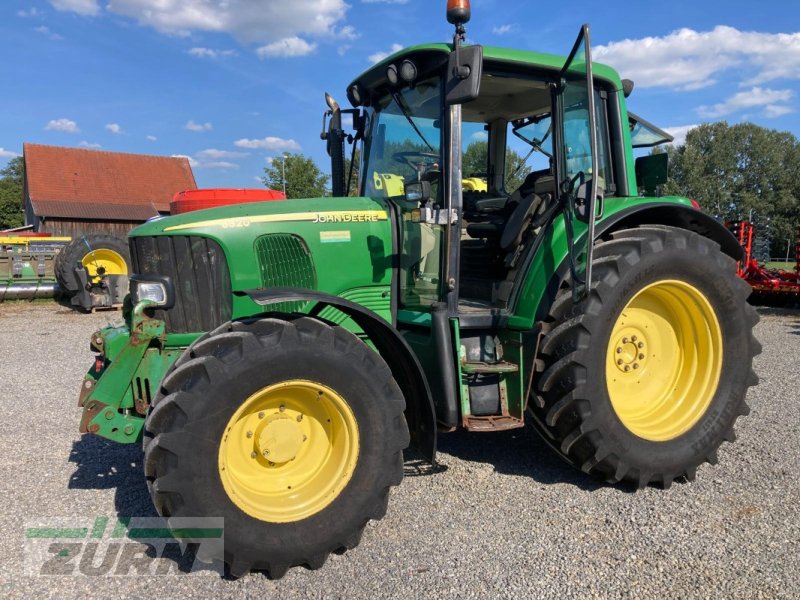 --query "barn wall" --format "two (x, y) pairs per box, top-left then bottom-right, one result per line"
(39, 219), (143, 239)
